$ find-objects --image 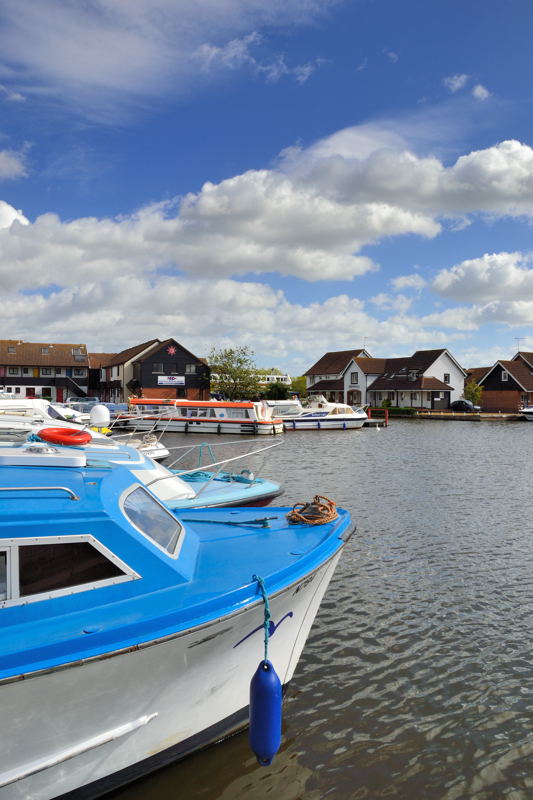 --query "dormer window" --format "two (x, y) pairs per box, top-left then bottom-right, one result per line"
(41, 347), (49, 355)
(7, 346), (15, 354)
